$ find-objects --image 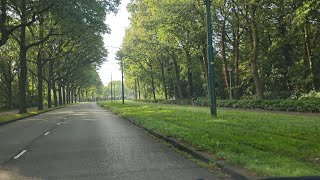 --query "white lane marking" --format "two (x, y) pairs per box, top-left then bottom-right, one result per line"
(44, 132), (50, 136)
(57, 123), (61, 125)
(13, 150), (27, 159)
